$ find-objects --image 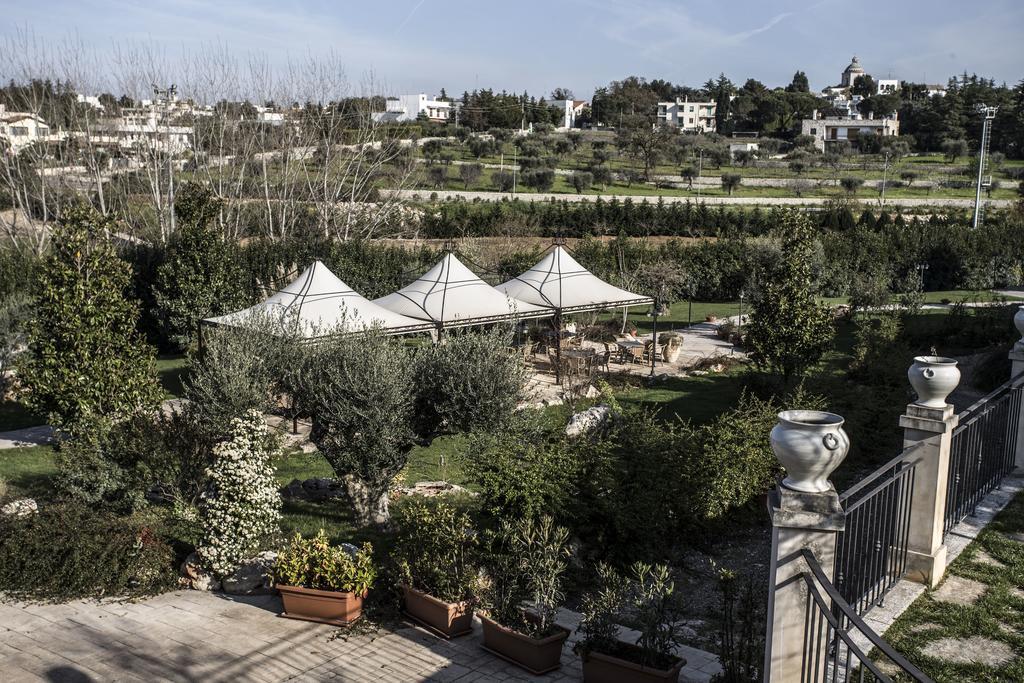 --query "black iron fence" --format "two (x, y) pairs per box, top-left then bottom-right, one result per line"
(944, 379), (1023, 535)
(834, 446), (920, 622)
(778, 550), (932, 683)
